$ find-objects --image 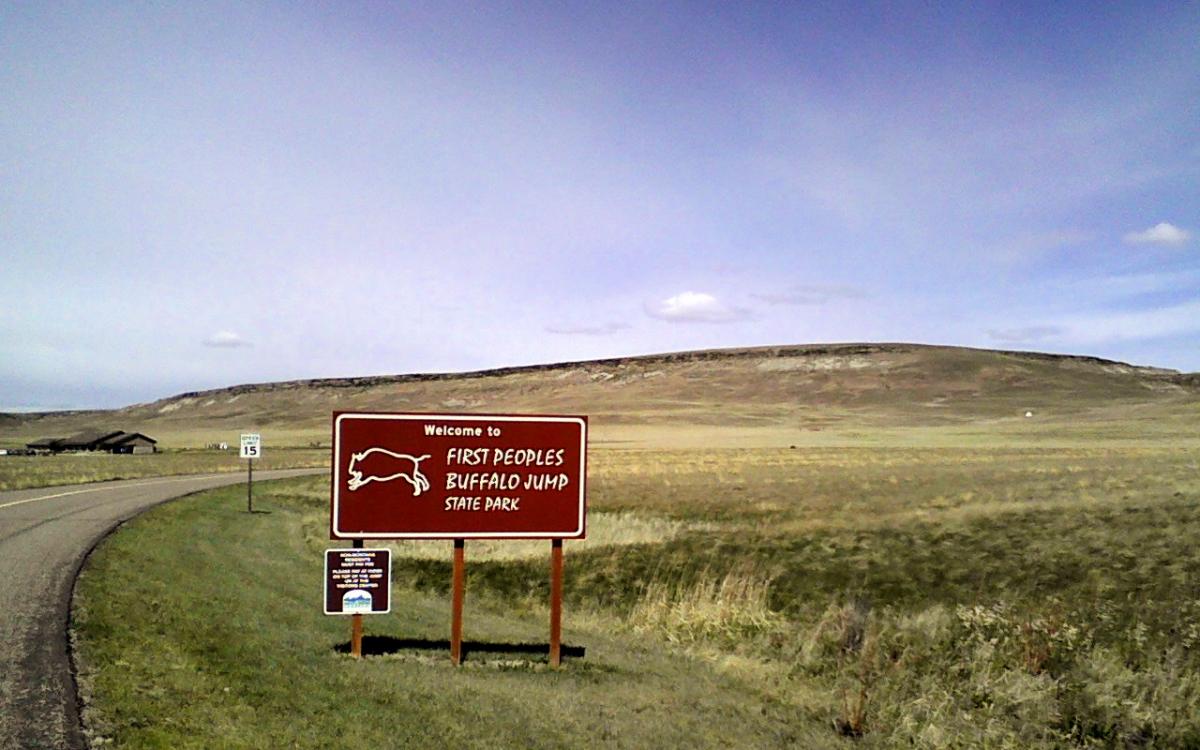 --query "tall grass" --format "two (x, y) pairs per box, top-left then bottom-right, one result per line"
(378, 512), (702, 562)
(628, 568), (782, 645)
